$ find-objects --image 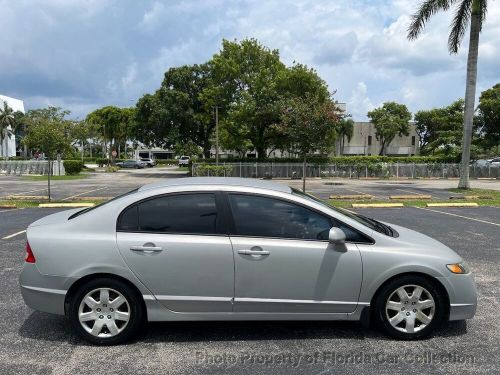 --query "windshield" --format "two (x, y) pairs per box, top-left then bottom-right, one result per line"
(68, 188), (139, 220)
(291, 188), (396, 236)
